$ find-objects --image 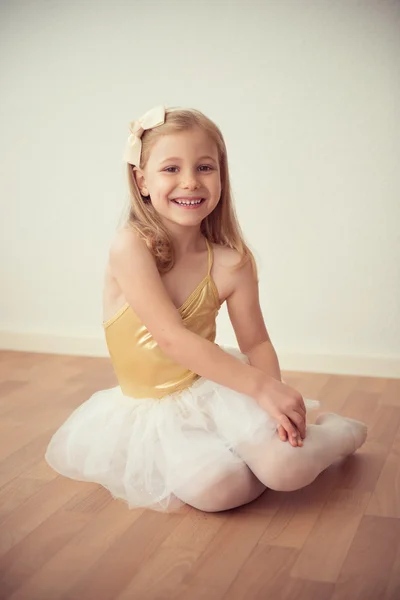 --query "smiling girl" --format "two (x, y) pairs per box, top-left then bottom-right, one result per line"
(45, 106), (367, 512)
